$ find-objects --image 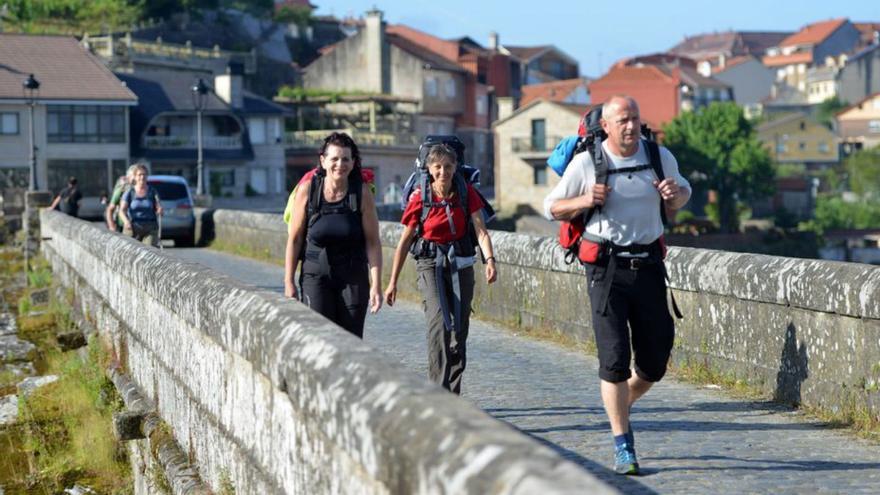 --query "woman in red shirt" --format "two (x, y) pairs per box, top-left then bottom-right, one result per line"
(385, 143), (497, 394)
